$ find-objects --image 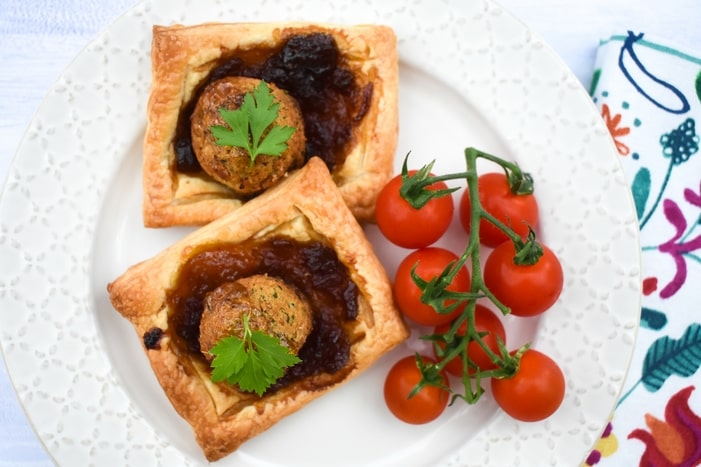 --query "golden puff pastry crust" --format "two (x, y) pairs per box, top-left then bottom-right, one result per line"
(108, 157), (409, 461)
(143, 22), (399, 227)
